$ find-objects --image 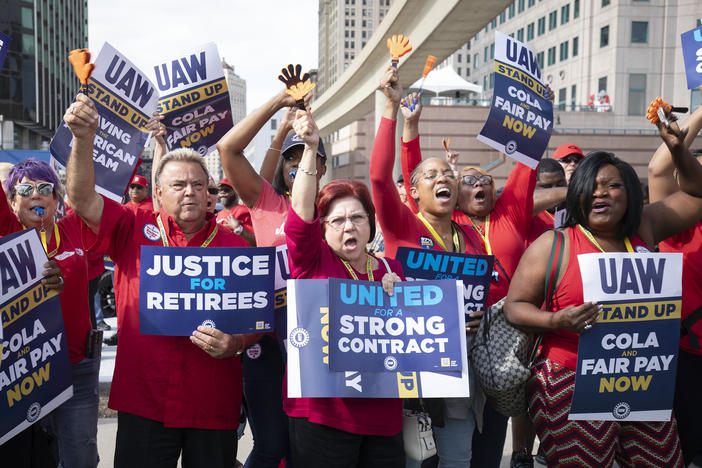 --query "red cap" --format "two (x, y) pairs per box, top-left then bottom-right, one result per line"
(553, 143), (584, 160)
(131, 175), (148, 187)
(219, 178), (233, 188)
